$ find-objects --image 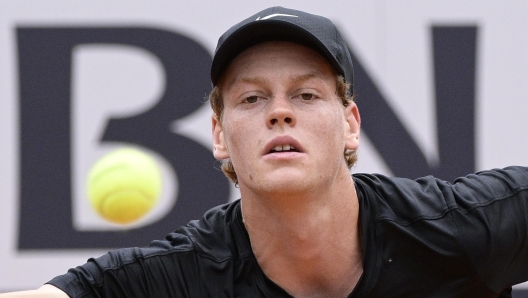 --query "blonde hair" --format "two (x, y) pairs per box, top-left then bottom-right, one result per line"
(209, 75), (357, 184)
